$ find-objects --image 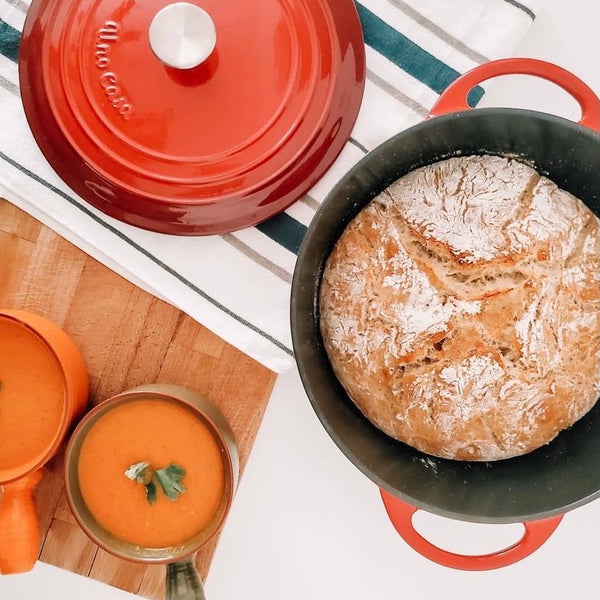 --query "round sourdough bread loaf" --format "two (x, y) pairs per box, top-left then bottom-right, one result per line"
(319, 155), (600, 461)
